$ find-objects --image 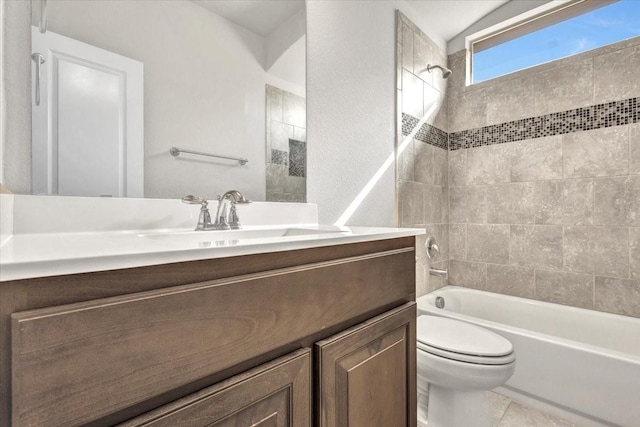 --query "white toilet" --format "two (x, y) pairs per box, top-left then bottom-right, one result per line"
(417, 315), (516, 427)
